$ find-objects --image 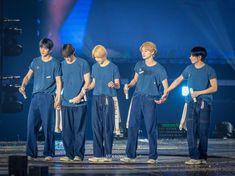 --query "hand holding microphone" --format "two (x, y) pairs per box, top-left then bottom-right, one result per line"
(82, 88), (87, 101)
(124, 84), (129, 100)
(19, 86), (27, 99)
(189, 88), (197, 102)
